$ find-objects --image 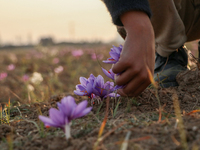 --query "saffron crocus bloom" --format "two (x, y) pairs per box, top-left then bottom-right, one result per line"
(0, 72), (7, 81)
(22, 74), (29, 82)
(74, 74), (96, 98)
(102, 67), (115, 80)
(7, 64), (15, 71)
(71, 49), (83, 57)
(91, 53), (104, 60)
(103, 45), (123, 64)
(52, 58), (60, 64)
(93, 75), (120, 99)
(102, 68), (125, 91)
(39, 96), (92, 140)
